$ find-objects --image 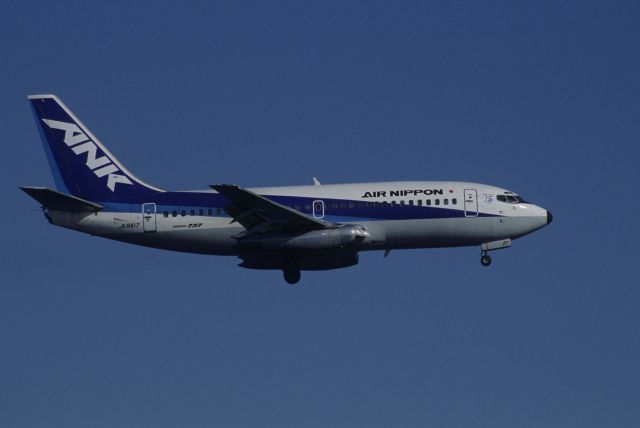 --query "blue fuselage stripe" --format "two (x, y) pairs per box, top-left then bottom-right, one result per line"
(101, 191), (499, 221)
